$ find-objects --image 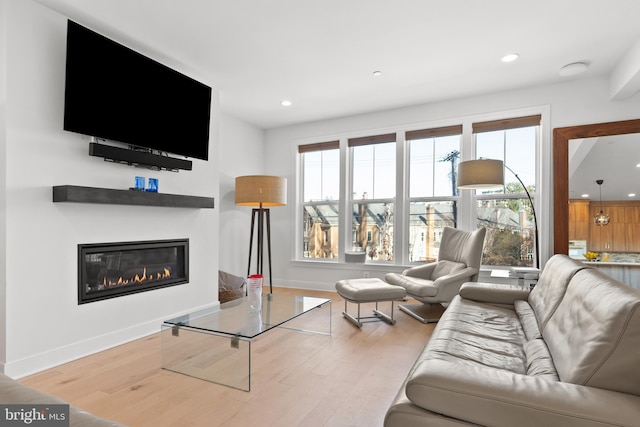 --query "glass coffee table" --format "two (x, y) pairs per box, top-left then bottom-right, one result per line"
(161, 294), (331, 391)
